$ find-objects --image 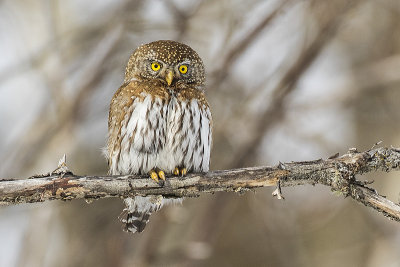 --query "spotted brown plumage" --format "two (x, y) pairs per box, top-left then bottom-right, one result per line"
(106, 40), (212, 233)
